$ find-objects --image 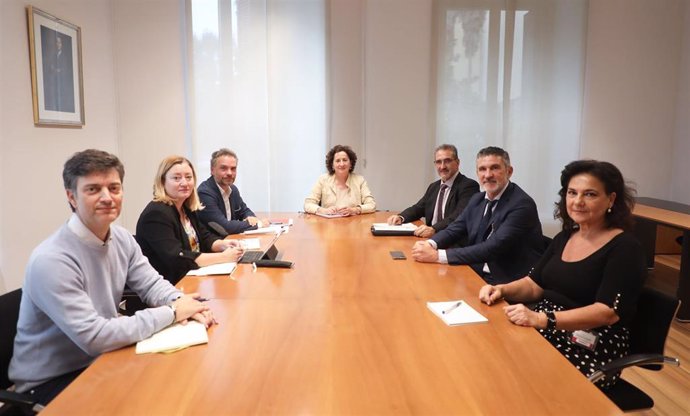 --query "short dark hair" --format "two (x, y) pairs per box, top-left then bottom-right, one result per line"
(210, 148), (238, 168)
(476, 146), (511, 167)
(63, 149), (125, 192)
(435, 144), (458, 160)
(325, 145), (357, 175)
(555, 160), (636, 232)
